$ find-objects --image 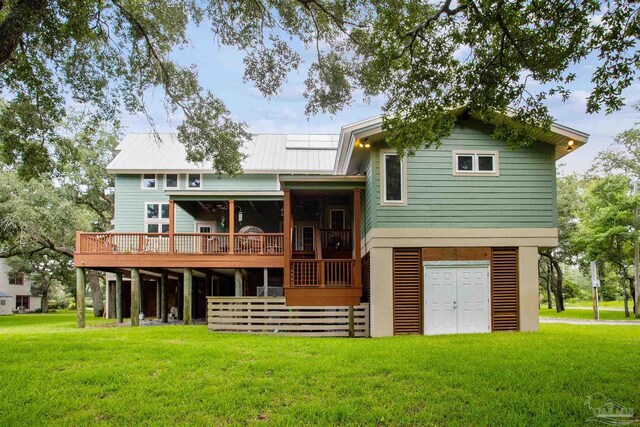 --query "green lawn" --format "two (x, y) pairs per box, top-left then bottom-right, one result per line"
(0, 311), (638, 426)
(539, 308), (640, 321)
(565, 300), (628, 309)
